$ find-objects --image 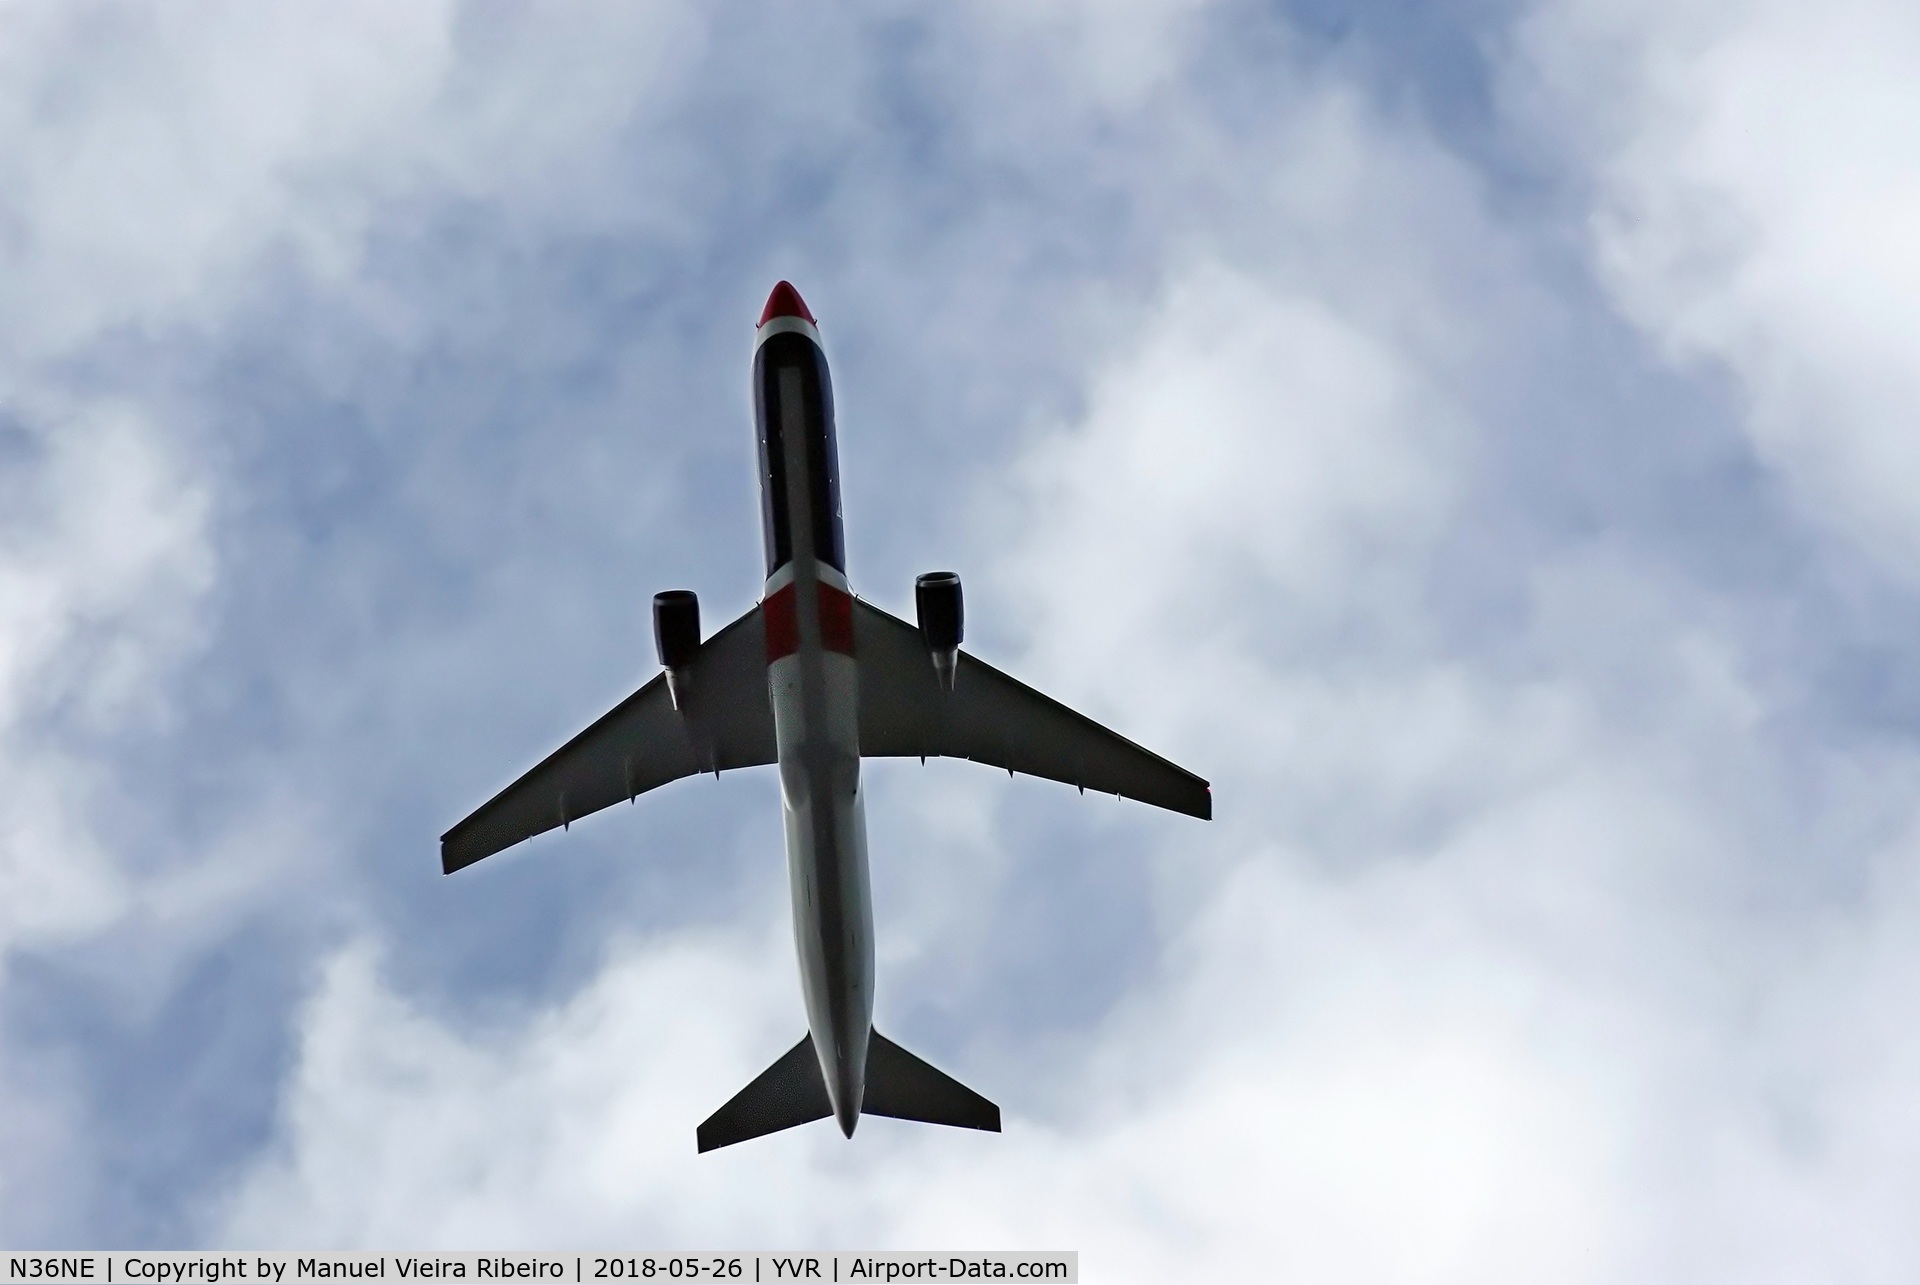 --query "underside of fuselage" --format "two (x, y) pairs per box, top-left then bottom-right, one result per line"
(756, 295), (876, 1136)
(767, 608), (871, 1136)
